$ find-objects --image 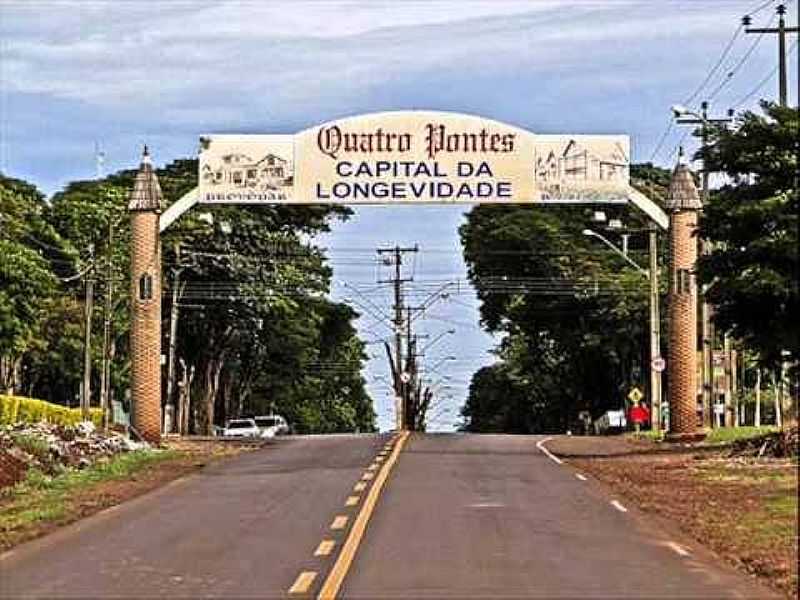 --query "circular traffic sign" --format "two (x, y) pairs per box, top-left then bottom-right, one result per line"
(652, 357), (666, 372)
(400, 372), (411, 383)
